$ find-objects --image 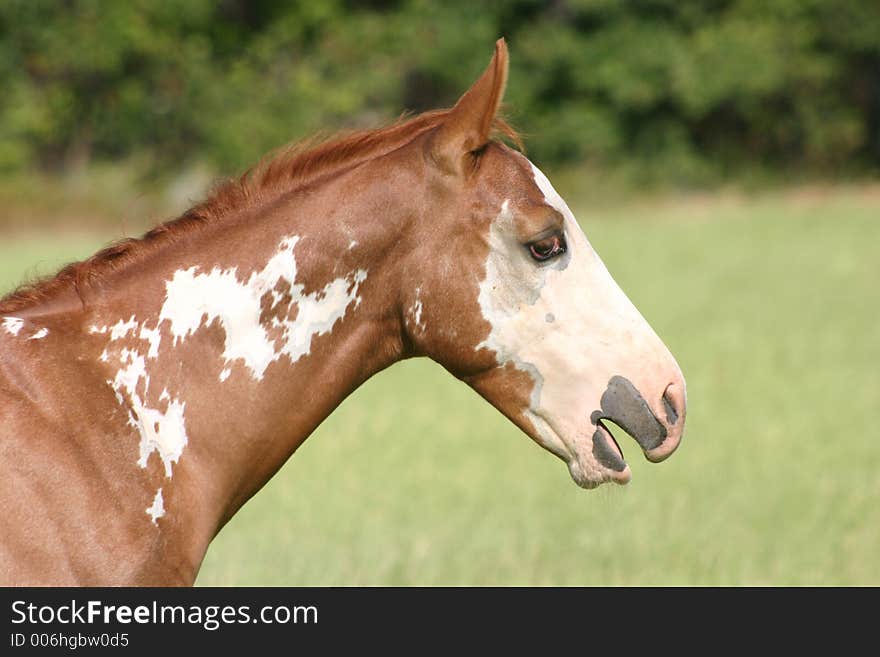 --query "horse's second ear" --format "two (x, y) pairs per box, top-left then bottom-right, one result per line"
(430, 38), (509, 175)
